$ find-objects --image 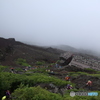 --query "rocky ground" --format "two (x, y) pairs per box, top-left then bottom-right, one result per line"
(50, 65), (100, 91)
(73, 53), (100, 70)
(47, 69), (100, 96)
